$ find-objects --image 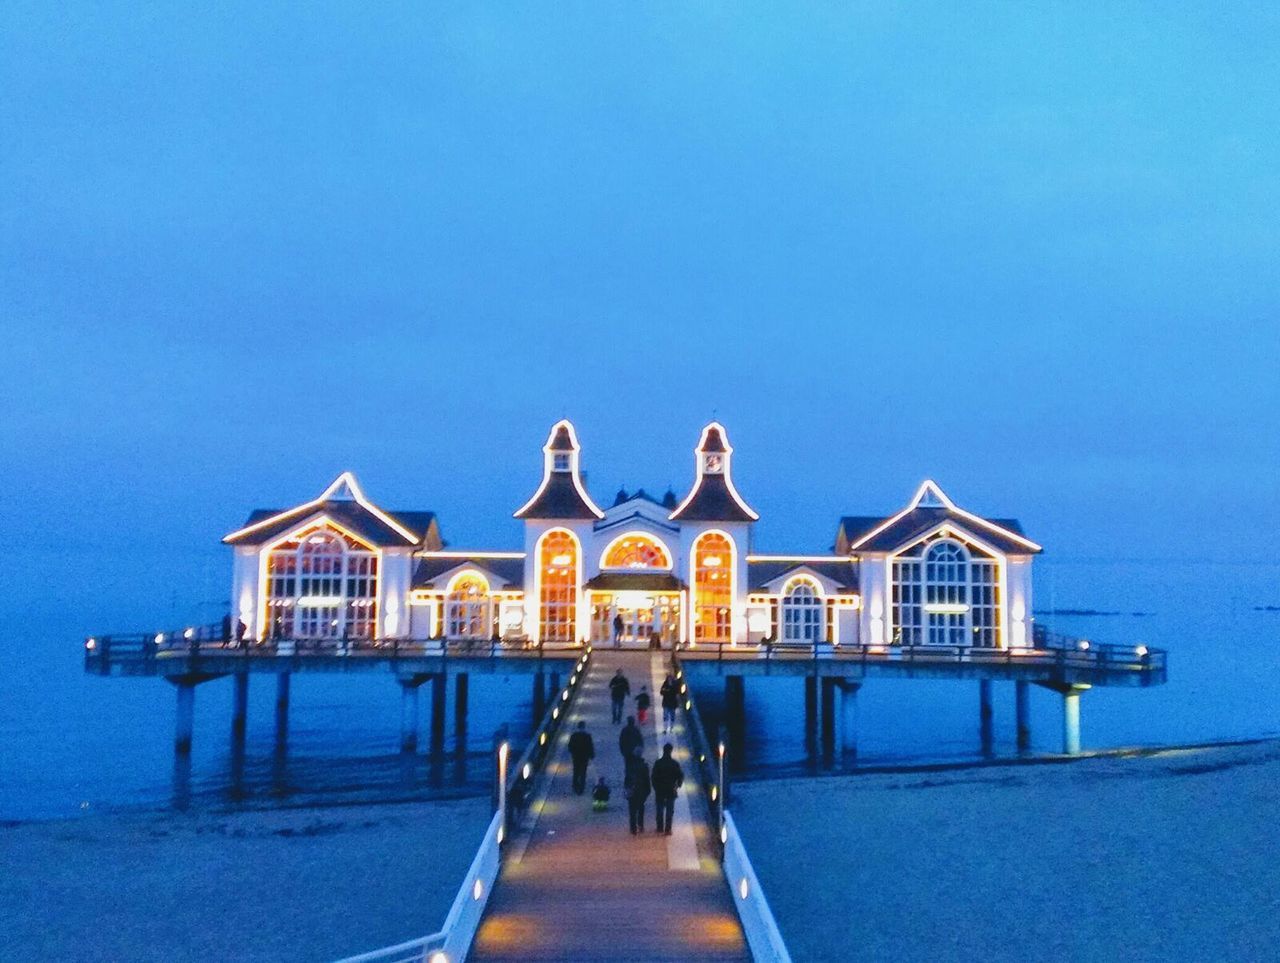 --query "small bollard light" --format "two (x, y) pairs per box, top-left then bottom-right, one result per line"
(552, 707), (560, 720)
(720, 825), (728, 844)
(522, 763), (531, 780)
(429, 952), (448, 963)
(710, 785), (717, 801)
(539, 733), (547, 746)
(1078, 640), (1091, 651)
(472, 879), (484, 901)
(154, 633), (165, 645)
(85, 638), (96, 651)
(183, 627), (194, 640)
(1135, 644), (1149, 658)
(685, 700), (691, 710)
(738, 877), (750, 900)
